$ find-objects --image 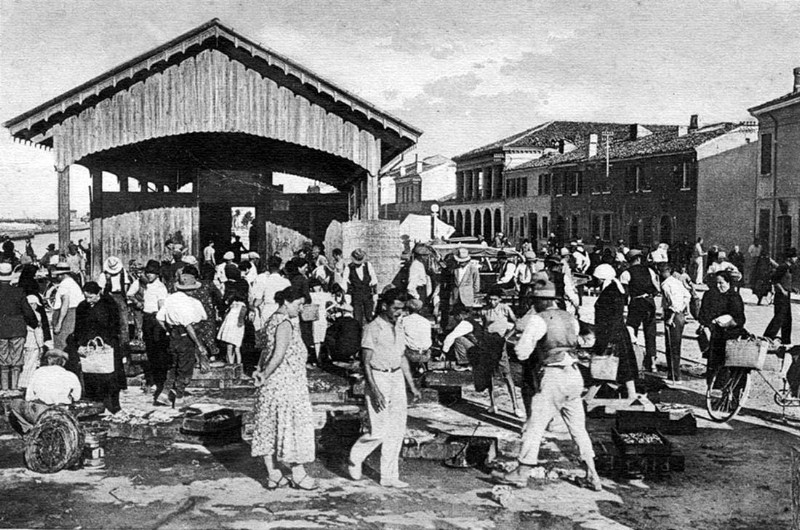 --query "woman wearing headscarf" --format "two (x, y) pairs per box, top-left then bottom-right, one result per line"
(71, 281), (126, 413)
(586, 264), (638, 400)
(698, 270), (747, 385)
